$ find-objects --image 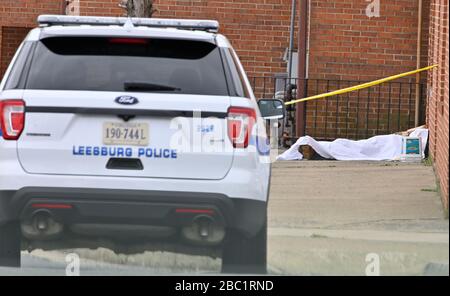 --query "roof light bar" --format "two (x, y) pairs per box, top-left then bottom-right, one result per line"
(37, 15), (219, 33)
